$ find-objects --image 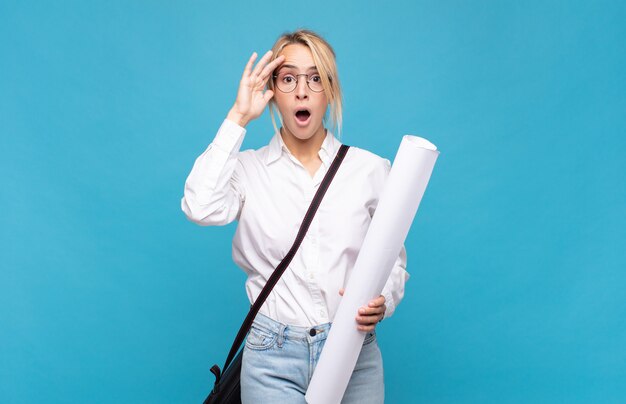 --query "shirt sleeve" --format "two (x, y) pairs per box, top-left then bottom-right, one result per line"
(180, 118), (247, 226)
(377, 158), (411, 320)
(380, 245), (410, 319)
